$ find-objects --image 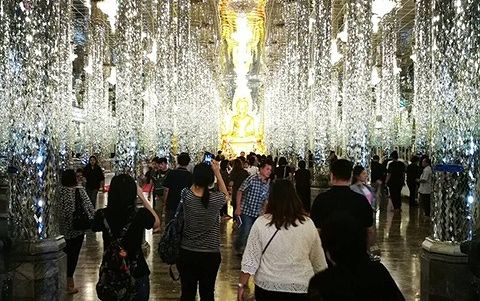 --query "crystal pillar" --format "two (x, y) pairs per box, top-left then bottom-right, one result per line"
(84, 5), (109, 157)
(430, 0), (480, 242)
(310, 0), (332, 169)
(342, 0), (372, 166)
(413, 0), (433, 153)
(175, 0), (191, 153)
(114, 0), (144, 174)
(380, 13), (400, 153)
(55, 0), (74, 169)
(2, 0), (71, 240)
(294, 0), (311, 157)
(0, 0), (12, 151)
(155, 0), (174, 157)
(141, 0), (158, 156)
